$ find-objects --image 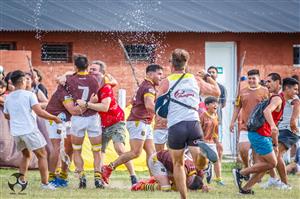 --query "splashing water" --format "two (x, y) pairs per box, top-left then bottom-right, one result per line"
(33, 0), (44, 40)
